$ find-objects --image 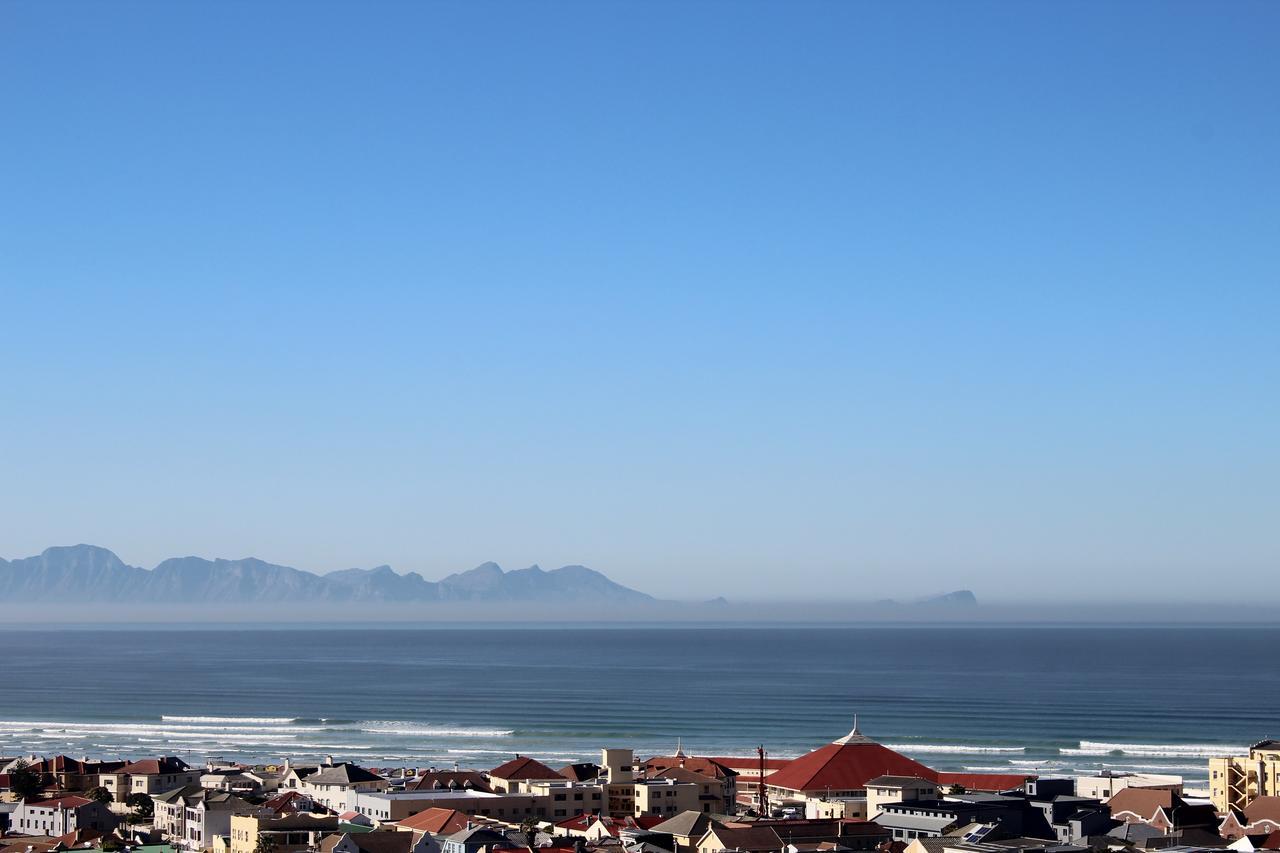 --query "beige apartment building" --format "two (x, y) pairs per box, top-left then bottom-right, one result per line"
(1210, 740), (1280, 813)
(228, 813), (340, 853)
